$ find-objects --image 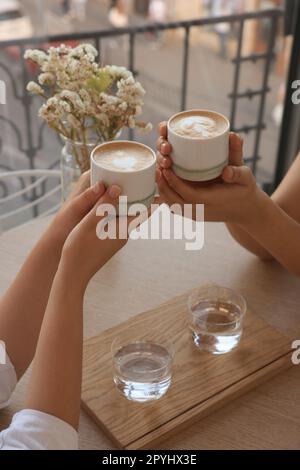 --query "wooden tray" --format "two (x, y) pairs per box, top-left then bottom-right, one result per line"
(81, 290), (293, 449)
